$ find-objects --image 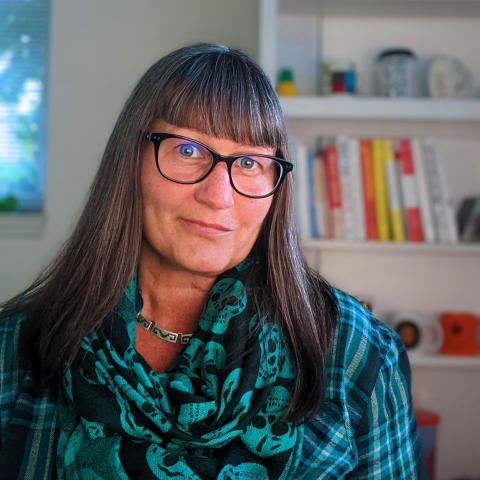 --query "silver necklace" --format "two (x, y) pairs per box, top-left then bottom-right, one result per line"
(136, 314), (193, 345)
